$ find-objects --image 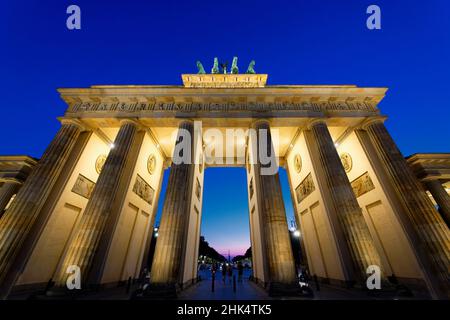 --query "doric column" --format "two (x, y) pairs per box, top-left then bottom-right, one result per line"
(0, 181), (20, 218)
(363, 118), (450, 298)
(306, 119), (382, 282)
(0, 119), (83, 299)
(425, 180), (450, 226)
(150, 121), (196, 287)
(54, 119), (141, 289)
(252, 120), (297, 289)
